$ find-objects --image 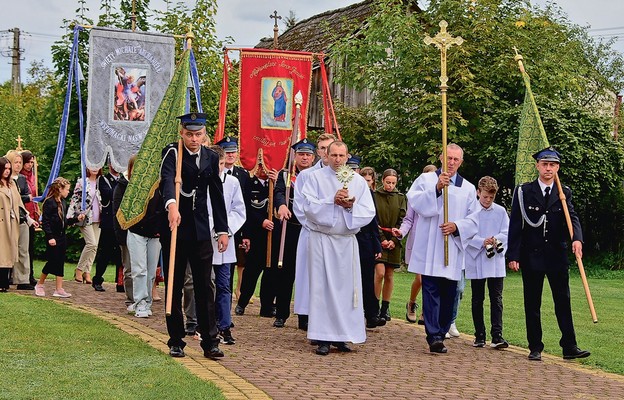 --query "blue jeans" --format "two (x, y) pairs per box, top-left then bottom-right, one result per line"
(451, 270), (465, 323)
(127, 231), (161, 311)
(214, 263), (232, 331)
